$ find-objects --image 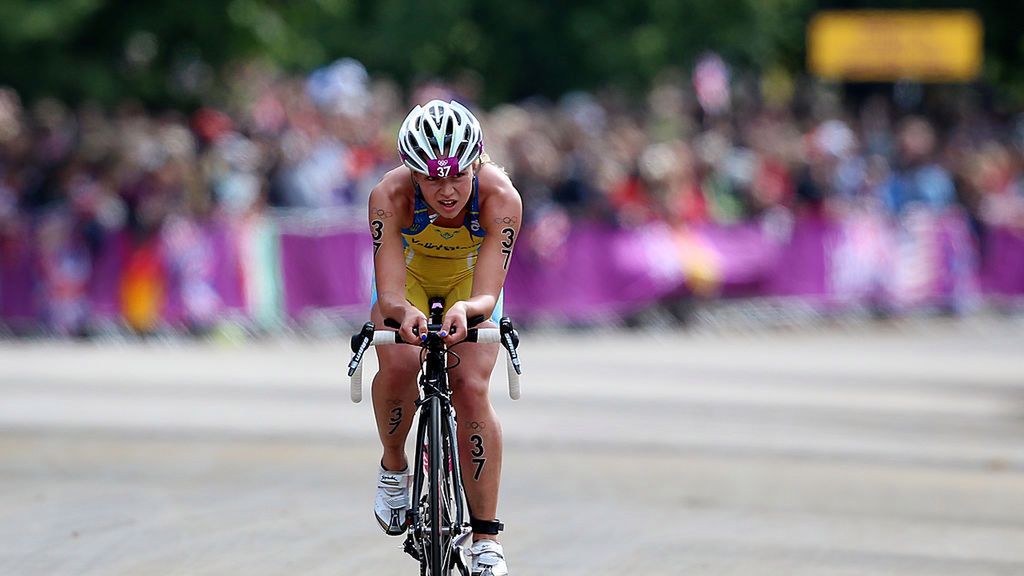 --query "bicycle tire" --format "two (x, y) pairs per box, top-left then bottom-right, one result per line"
(444, 409), (471, 576)
(426, 395), (452, 575)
